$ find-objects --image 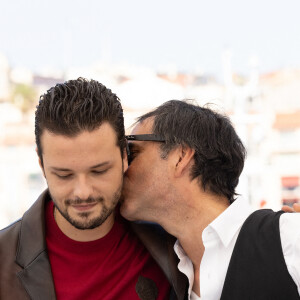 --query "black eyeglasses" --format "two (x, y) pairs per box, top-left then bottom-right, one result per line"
(125, 134), (165, 165)
(126, 134), (165, 142)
